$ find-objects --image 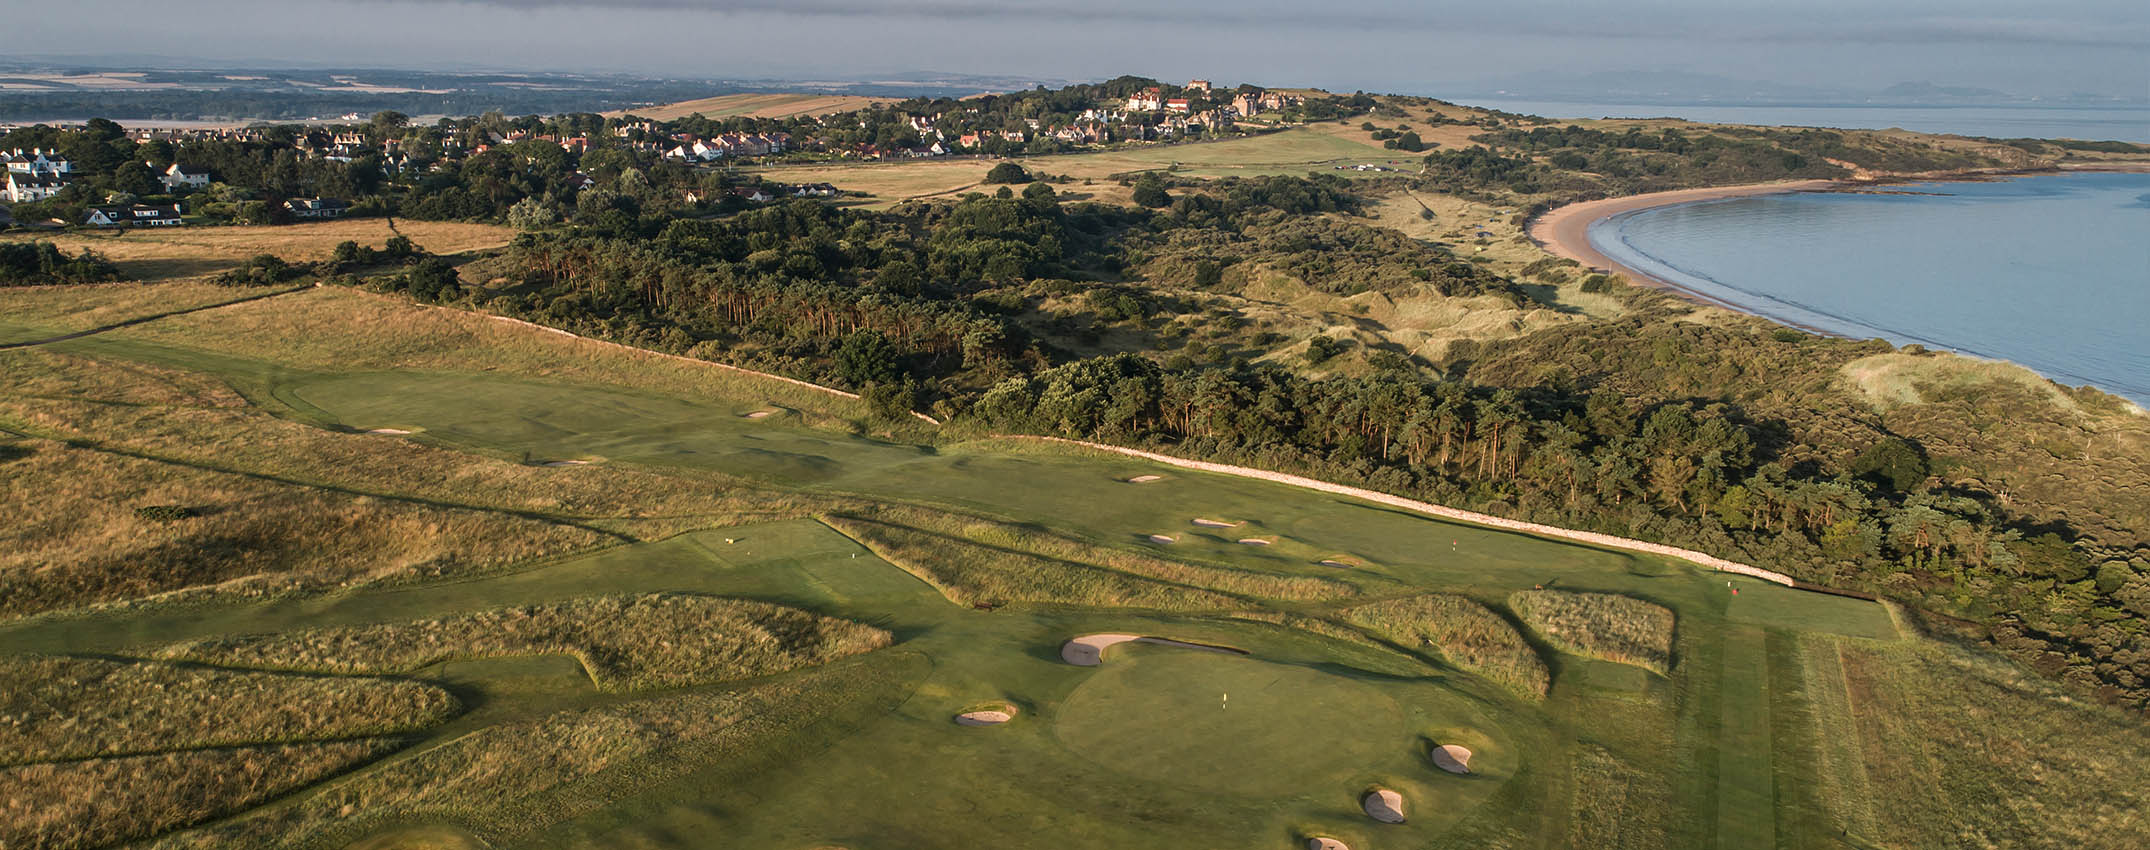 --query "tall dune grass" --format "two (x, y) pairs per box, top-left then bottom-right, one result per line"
(1336, 593), (1550, 697)
(824, 515), (1244, 610)
(156, 594), (890, 692)
(1509, 590), (1677, 674)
